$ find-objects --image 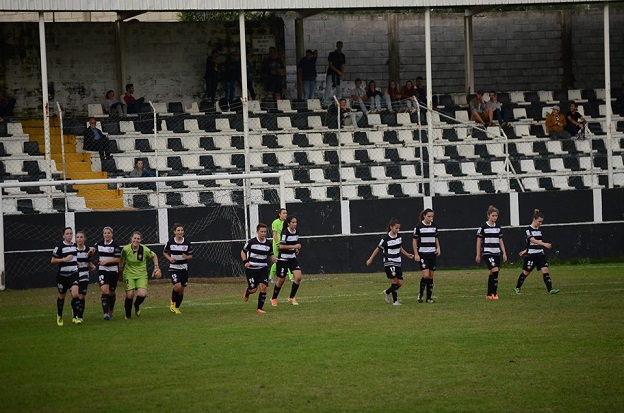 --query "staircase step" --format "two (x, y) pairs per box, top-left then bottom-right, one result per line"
(66, 171), (107, 180)
(75, 184), (110, 192)
(51, 152), (88, 163)
(84, 198), (125, 210)
(49, 144), (77, 154)
(63, 162), (93, 173)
